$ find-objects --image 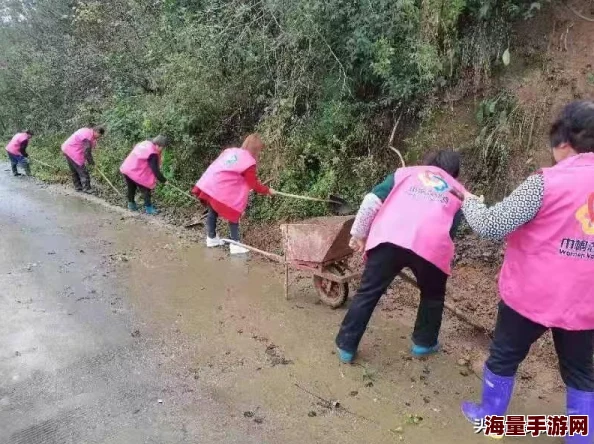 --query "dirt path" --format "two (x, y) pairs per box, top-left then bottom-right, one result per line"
(0, 173), (563, 443)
